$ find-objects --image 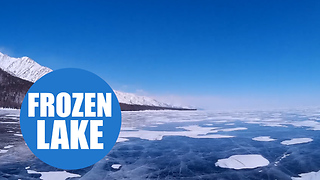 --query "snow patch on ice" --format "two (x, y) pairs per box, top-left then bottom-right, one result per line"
(0, 150), (8, 153)
(119, 125), (234, 141)
(252, 136), (276, 142)
(121, 127), (137, 131)
(27, 170), (81, 180)
(215, 154), (269, 170)
(4, 145), (14, 149)
(219, 127), (247, 132)
(291, 170), (320, 180)
(117, 138), (129, 143)
(204, 123), (213, 126)
(281, 138), (313, 145)
(178, 125), (220, 132)
(0, 121), (19, 124)
(290, 120), (320, 131)
(111, 164), (122, 170)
